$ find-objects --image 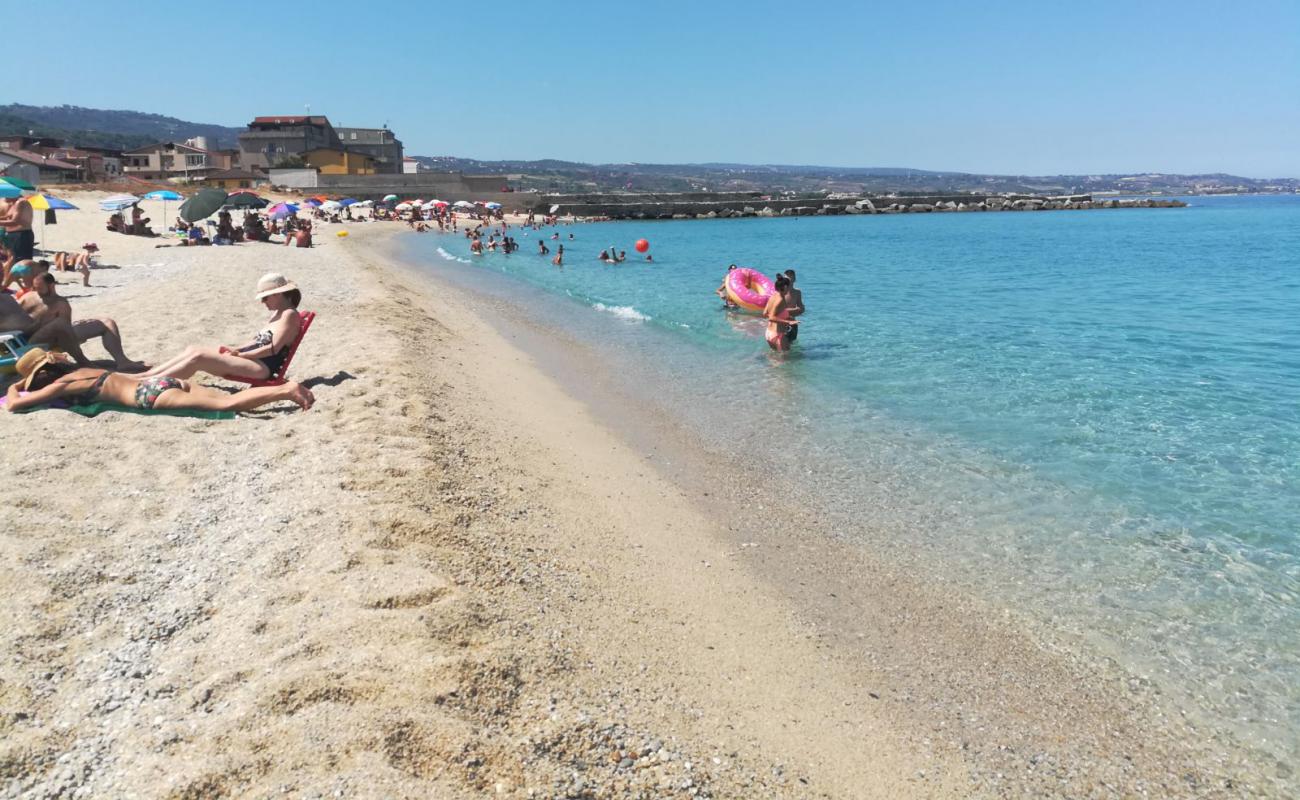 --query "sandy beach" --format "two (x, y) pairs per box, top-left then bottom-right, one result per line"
(0, 193), (1277, 798)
